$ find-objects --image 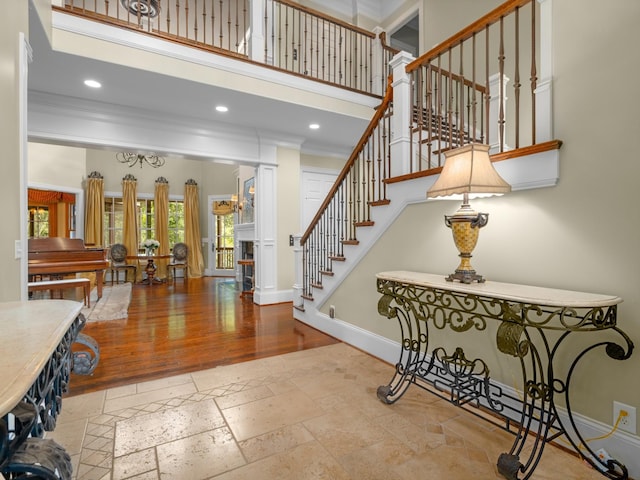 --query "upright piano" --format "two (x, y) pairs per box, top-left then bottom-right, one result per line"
(28, 238), (108, 299)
